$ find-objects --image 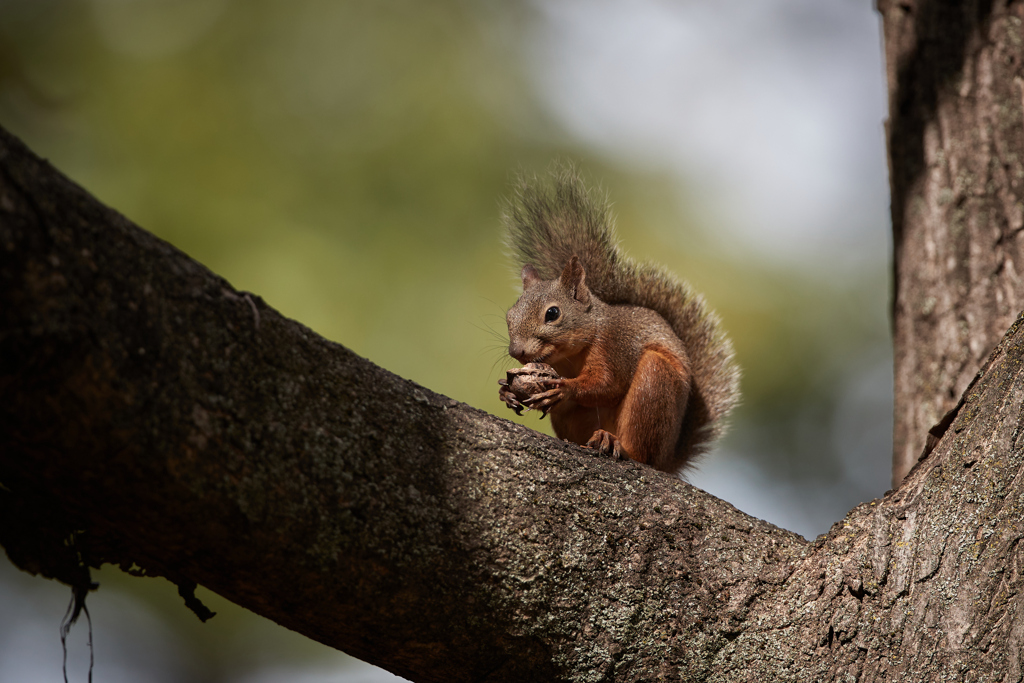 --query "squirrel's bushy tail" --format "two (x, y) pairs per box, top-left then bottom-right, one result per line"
(503, 165), (740, 463)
